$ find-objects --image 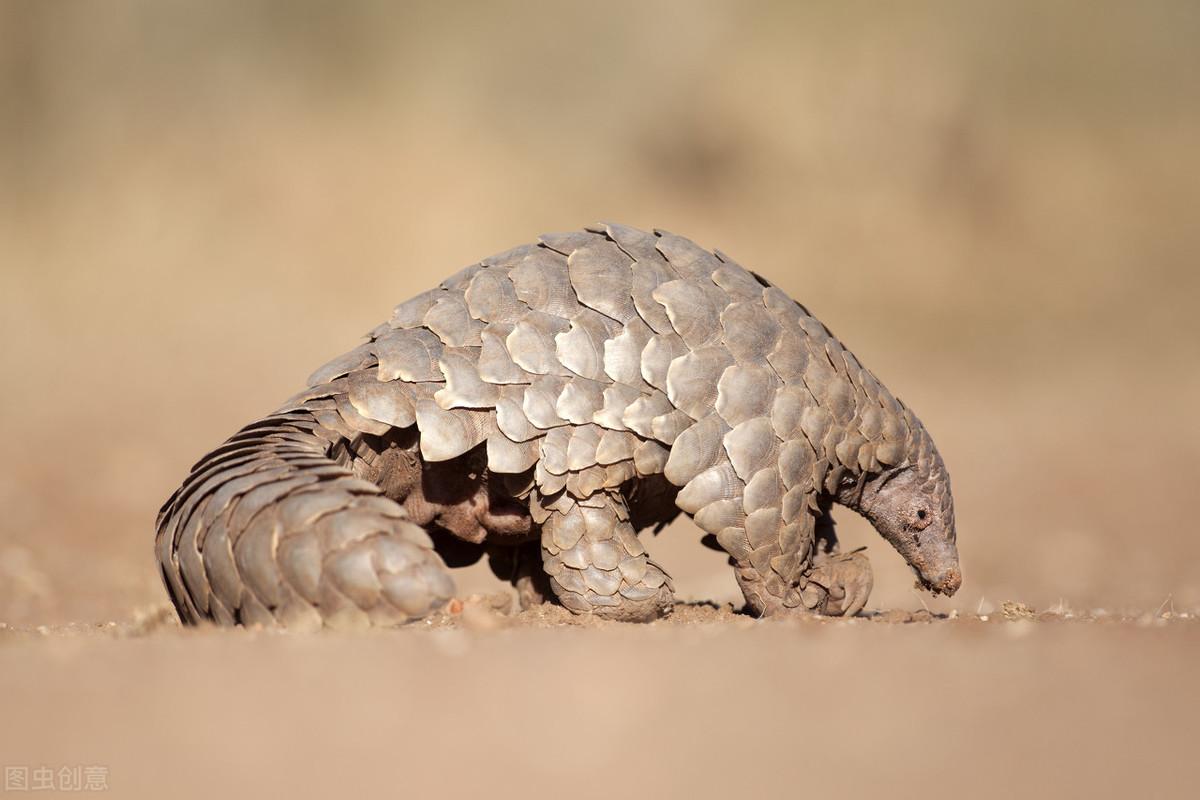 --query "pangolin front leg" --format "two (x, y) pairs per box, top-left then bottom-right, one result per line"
(805, 550), (874, 617)
(809, 503), (874, 616)
(729, 501), (872, 618)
